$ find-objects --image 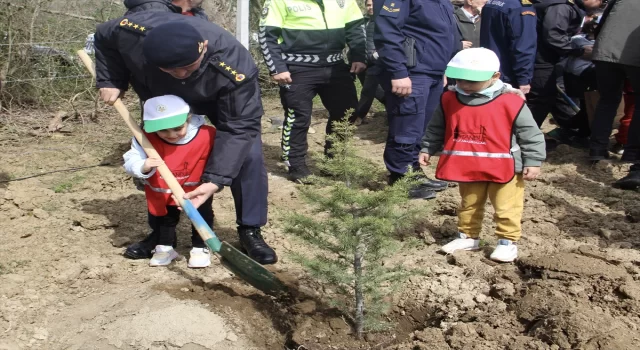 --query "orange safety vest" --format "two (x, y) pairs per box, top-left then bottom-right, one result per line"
(435, 91), (523, 183)
(144, 126), (216, 216)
